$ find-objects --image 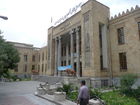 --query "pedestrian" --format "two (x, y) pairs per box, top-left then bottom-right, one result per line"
(77, 80), (89, 105)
